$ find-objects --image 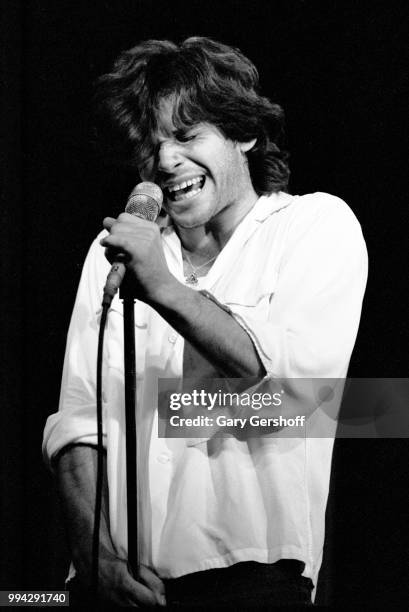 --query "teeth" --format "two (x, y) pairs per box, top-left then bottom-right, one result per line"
(168, 176), (202, 193)
(174, 187), (202, 201)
